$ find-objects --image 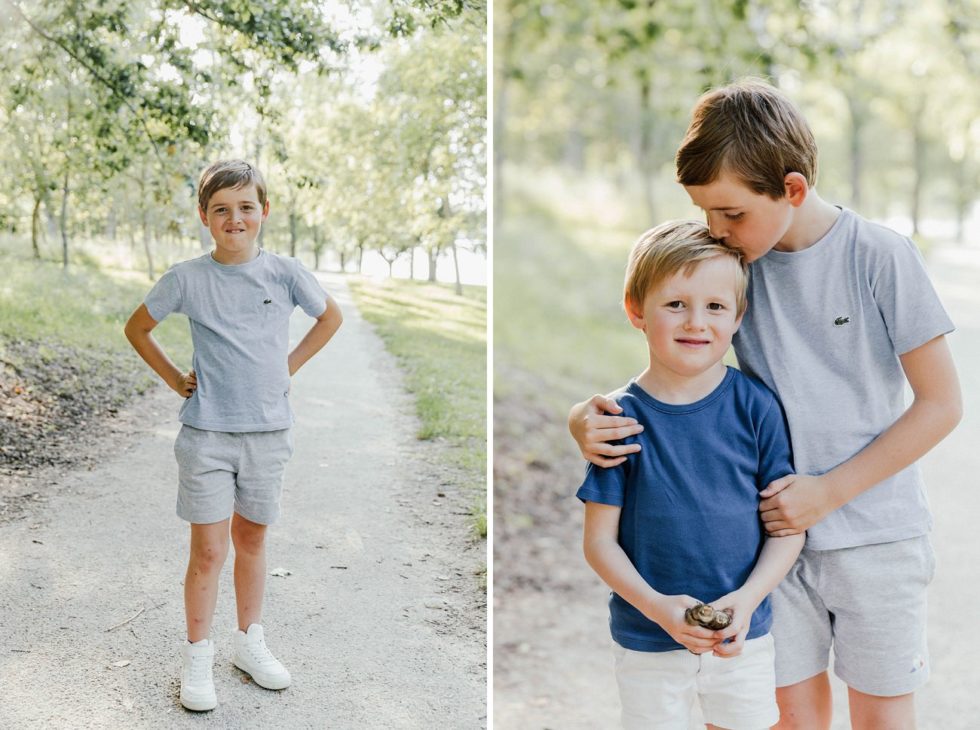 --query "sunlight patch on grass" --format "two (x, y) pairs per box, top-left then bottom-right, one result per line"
(348, 277), (487, 538)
